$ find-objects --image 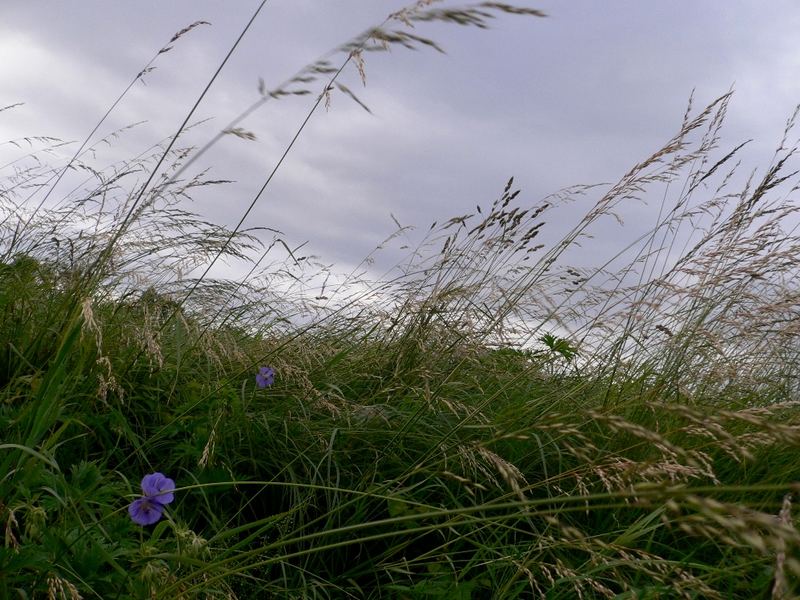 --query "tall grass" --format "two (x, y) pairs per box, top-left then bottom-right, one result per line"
(2, 2), (800, 598)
